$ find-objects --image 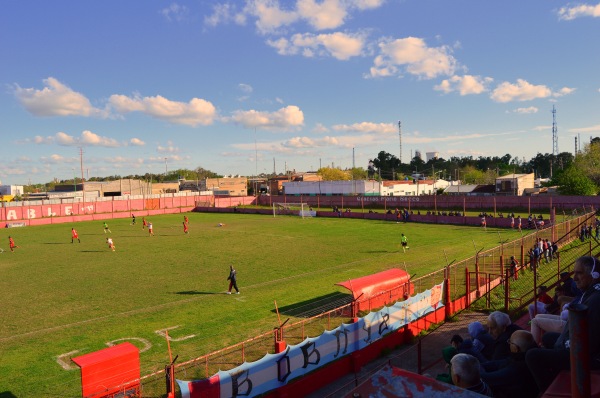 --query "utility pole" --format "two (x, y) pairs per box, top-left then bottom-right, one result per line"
(398, 120), (402, 164)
